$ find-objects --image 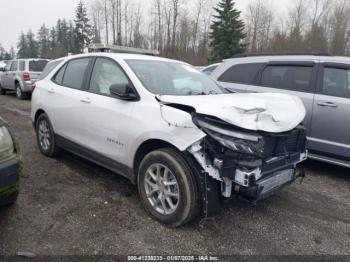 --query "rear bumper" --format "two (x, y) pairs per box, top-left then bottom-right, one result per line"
(0, 158), (20, 203)
(22, 81), (35, 92)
